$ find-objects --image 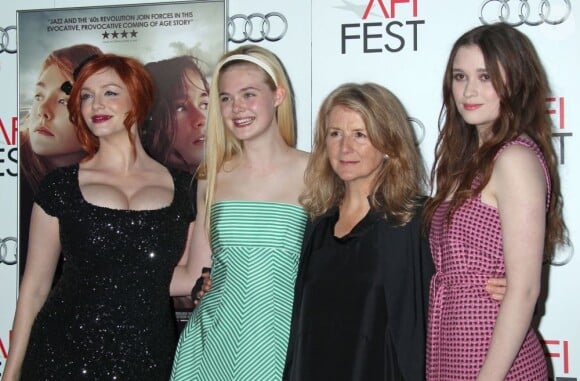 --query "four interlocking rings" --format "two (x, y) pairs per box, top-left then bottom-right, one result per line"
(0, 25), (17, 54)
(0, 237), (17, 266)
(228, 12), (288, 43)
(479, 0), (572, 26)
(408, 117), (426, 146)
